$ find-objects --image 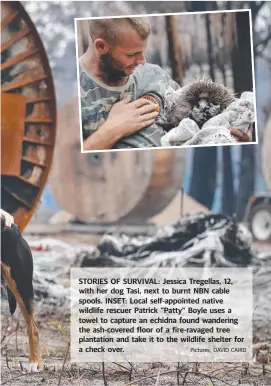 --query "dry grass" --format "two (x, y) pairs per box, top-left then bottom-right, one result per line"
(1, 312), (271, 386)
